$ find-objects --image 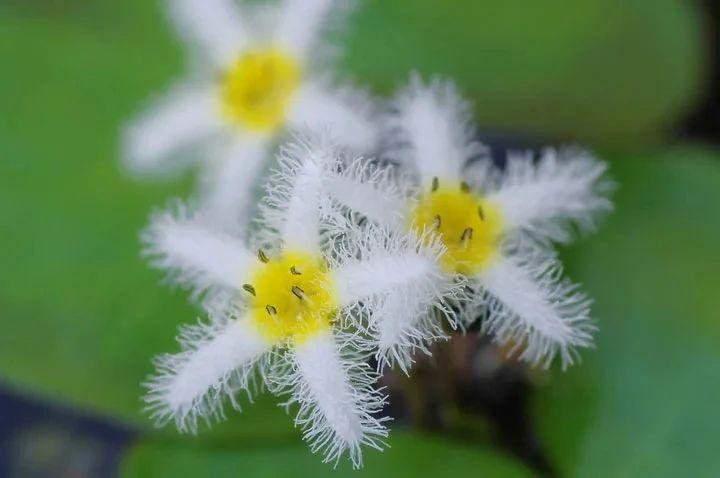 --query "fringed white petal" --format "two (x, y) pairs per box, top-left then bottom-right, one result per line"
(333, 247), (442, 304)
(142, 203), (255, 295)
(282, 331), (389, 468)
(324, 156), (407, 230)
(122, 82), (221, 176)
(145, 315), (270, 433)
(476, 252), (595, 369)
(332, 226), (462, 373)
(279, 159), (324, 251)
(385, 73), (485, 186)
(333, 226), (448, 306)
(487, 148), (613, 244)
(273, 0), (352, 63)
(165, 0), (247, 66)
(287, 80), (379, 154)
(199, 135), (270, 233)
(371, 293), (451, 375)
(257, 135), (339, 252)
